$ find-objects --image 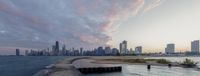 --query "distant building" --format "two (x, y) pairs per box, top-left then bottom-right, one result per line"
(61, 45), (66, 55)
(119, 40), (127, 55)
(25, 50), (29, 56)
(52, 45), (56, 55)
(111, 48), (119, 55)
(105, 46), (111, 55)
(80, 48), (83, 56)
(135, 46), (142, 54)
(55, 41), (60, 55)
(191, 40), (199, 53)
(16, 49), (20, 56)
(97, 47), (105, 56)
(165, 43), (175, 54)
(52, 41), (60, 56)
